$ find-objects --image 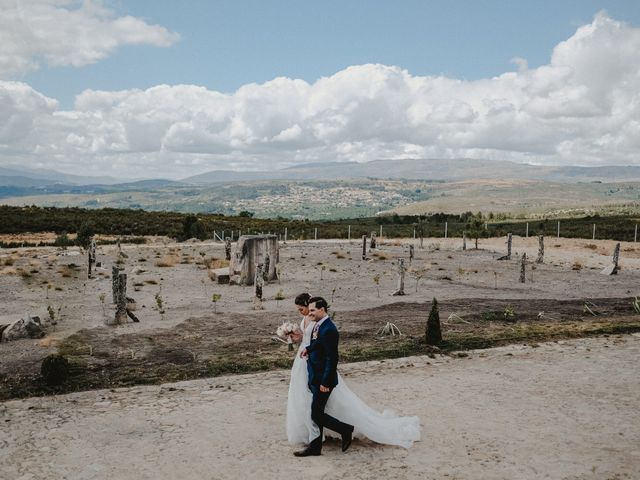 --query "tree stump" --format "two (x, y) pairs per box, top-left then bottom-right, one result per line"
(520, 253), (526, 283)
(392, 258), (406, 296)
(537, 235), (544, 264)
(229, 235), (279, 285)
